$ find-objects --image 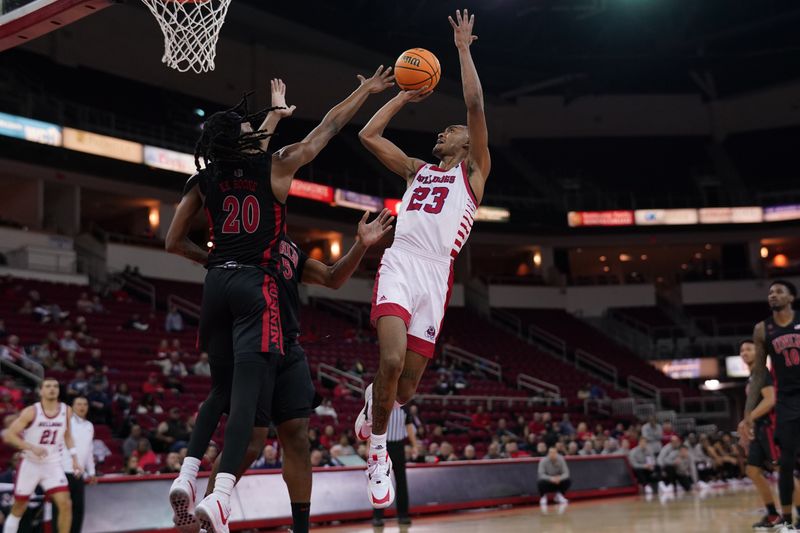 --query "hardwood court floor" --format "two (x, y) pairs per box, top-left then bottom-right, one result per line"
(318, 486), (771, 532)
